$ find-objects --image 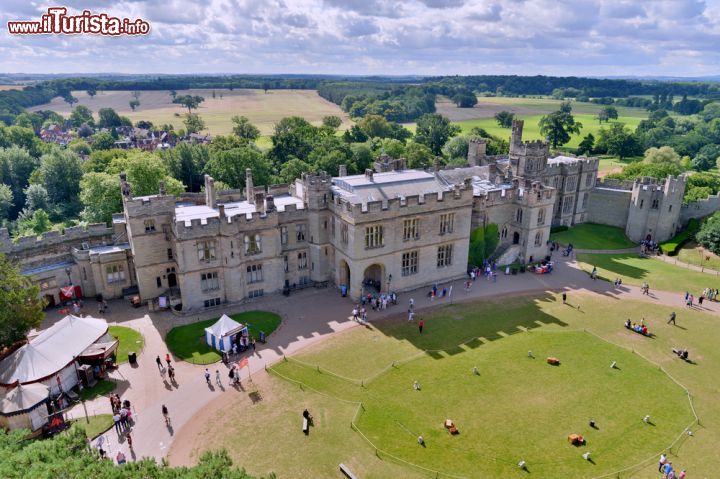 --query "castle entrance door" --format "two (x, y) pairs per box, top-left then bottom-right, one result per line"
(168, 273), (177, 288)
(513, 232), (520, 245)
(363, 264), (384, 293)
